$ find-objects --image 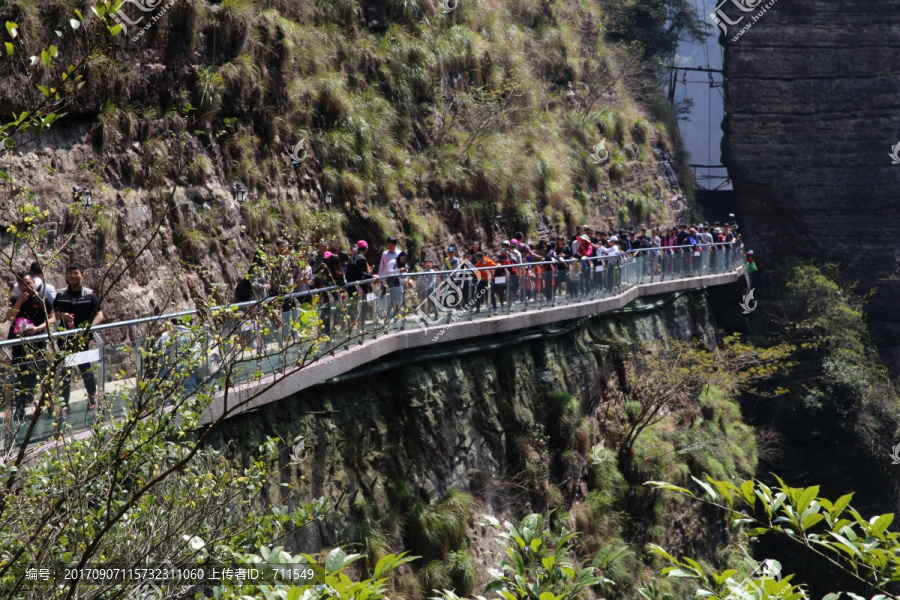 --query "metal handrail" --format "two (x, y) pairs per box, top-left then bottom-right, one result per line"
(0, 243), (745, 349)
